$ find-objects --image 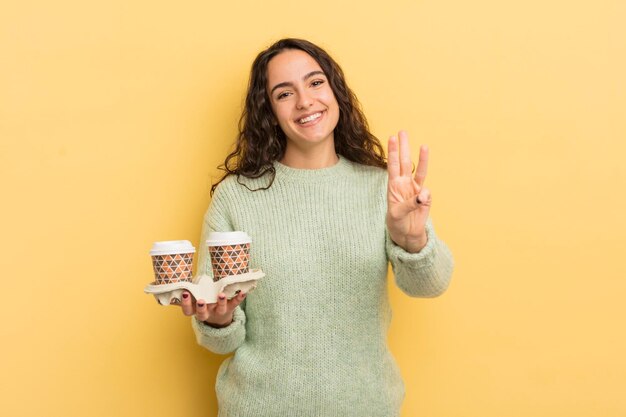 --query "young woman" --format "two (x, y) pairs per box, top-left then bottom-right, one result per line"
(180, 38), (454, 417)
